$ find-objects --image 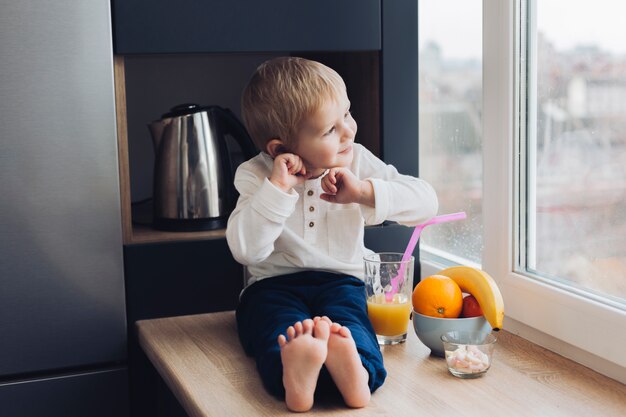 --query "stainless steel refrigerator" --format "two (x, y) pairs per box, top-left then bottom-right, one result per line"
(0, 1), (128, 415)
